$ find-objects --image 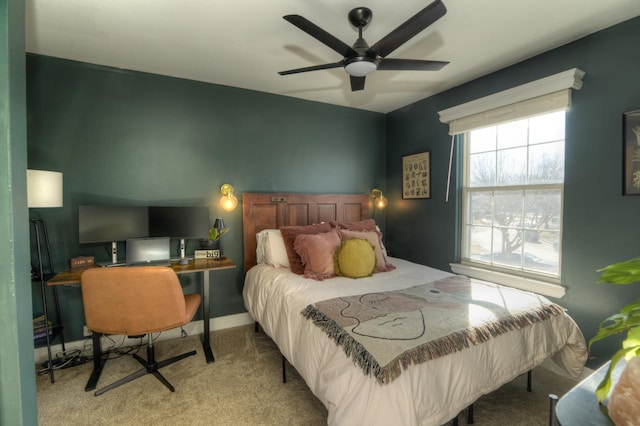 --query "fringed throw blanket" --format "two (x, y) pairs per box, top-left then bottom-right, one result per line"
(301, 275), (565, 384)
